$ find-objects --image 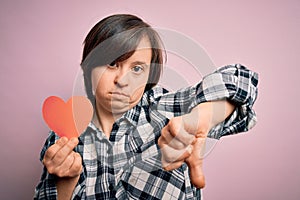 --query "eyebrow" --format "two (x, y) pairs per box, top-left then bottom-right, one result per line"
(131, 61), (150, 67)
